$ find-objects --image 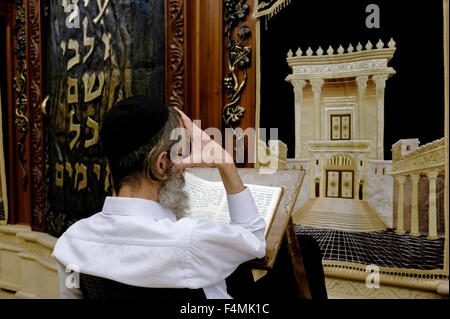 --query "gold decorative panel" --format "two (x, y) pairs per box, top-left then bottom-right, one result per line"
(327, 171), (340, 197)
(331, 116), (341, 140)
(326, 170), (354, 199)
(330, 115), (351, 140)
(341, 115), (350, 140)
(341, 171), (354, 199)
